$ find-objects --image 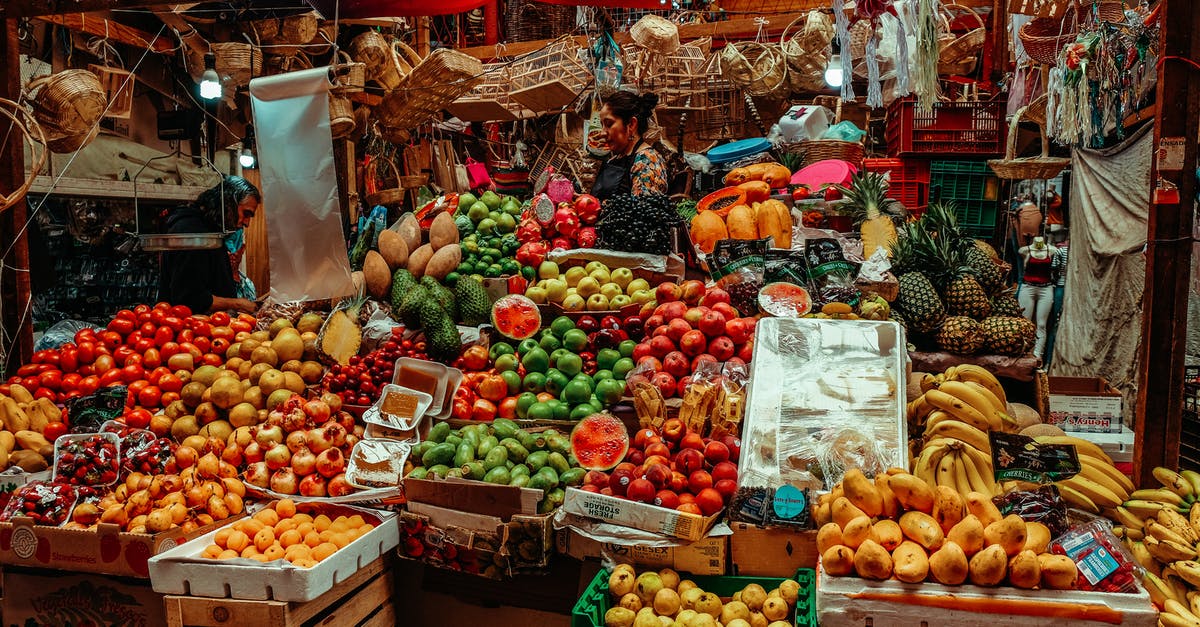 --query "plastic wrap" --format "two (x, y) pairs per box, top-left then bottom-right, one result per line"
(735, 318), (905, 507)
(34, 320), (97, 351)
